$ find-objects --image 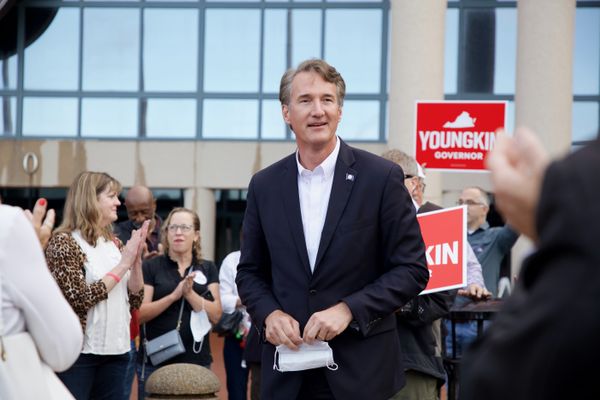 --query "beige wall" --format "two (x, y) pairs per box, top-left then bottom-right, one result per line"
(0, 139), (387, 259)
